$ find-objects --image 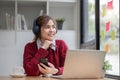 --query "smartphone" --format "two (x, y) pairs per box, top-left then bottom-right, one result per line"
(39, 58), (49, 69)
